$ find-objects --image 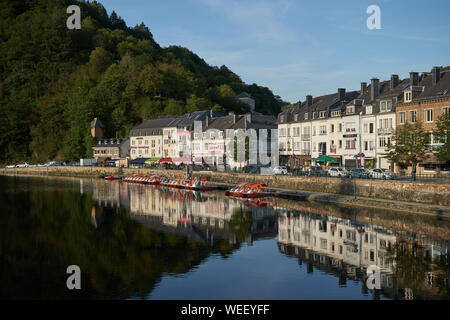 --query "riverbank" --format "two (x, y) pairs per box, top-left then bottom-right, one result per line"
(2, 166), (450, 214)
